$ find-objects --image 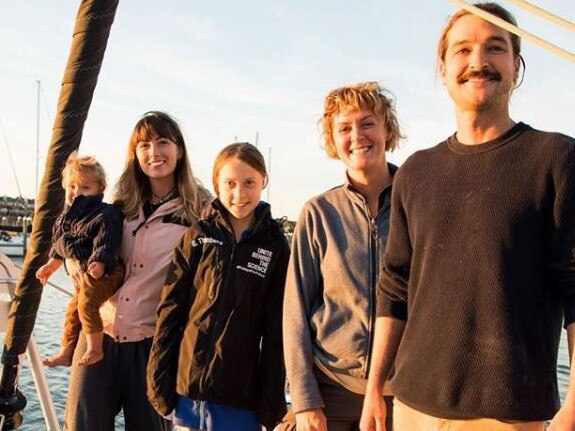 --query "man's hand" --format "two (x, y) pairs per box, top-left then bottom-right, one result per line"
(88, 261), (105, 279)
(549, 403), (575, 431)
(295, 408), (327, 431)
(554, 323), (575, 431)
(360, 393), (388, 431)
